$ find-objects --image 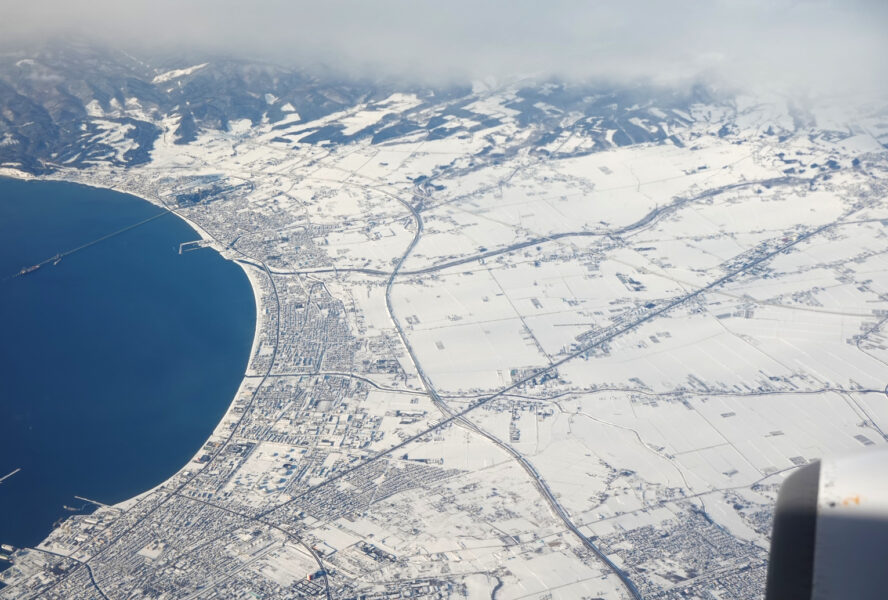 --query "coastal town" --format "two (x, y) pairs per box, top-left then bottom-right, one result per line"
(1, 65), (887, 600)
